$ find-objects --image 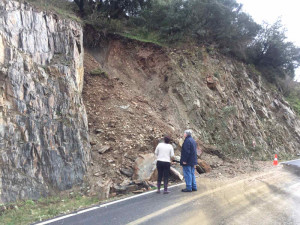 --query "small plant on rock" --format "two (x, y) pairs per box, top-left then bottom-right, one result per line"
(90, 68), (108, 78)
